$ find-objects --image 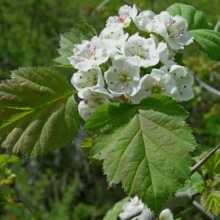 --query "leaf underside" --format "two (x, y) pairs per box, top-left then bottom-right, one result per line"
(0, 67), (80, 158)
